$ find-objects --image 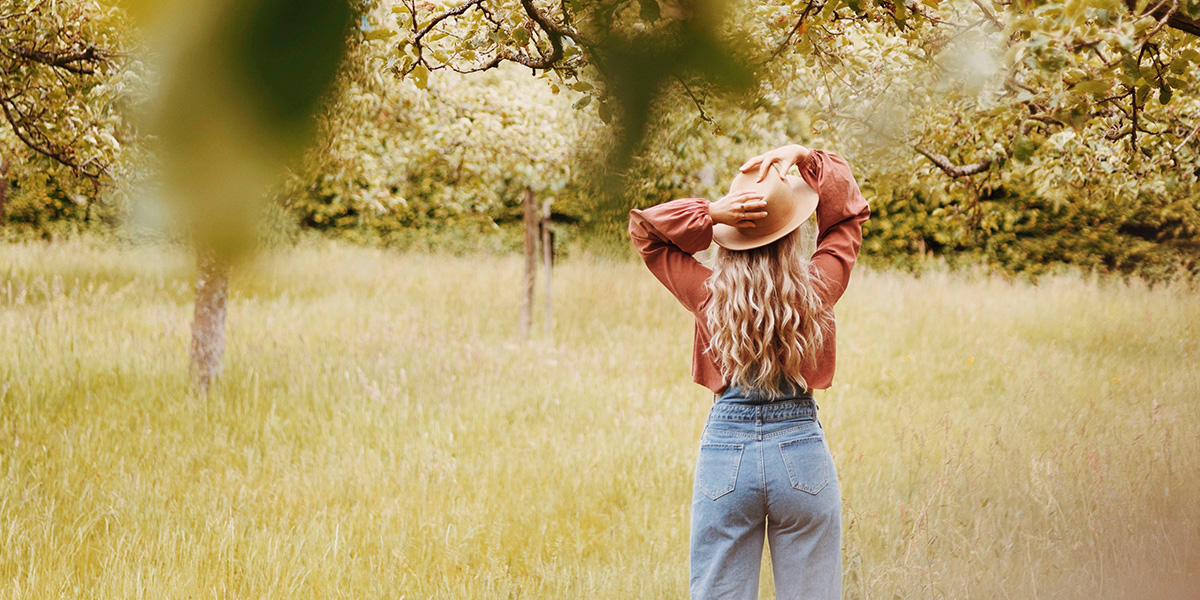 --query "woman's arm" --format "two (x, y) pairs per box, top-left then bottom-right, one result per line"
(797, 150), (871, 307)
(628, 191), (765, 314)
